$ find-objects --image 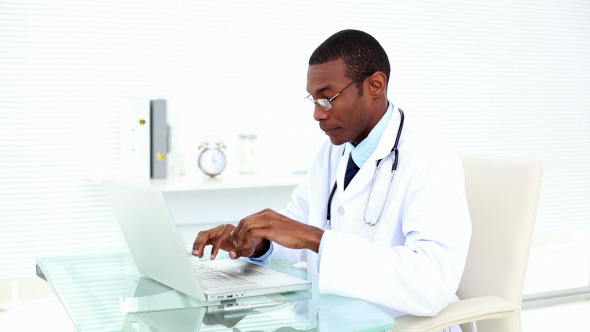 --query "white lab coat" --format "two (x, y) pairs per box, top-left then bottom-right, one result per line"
(271, 109), (472, 317)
